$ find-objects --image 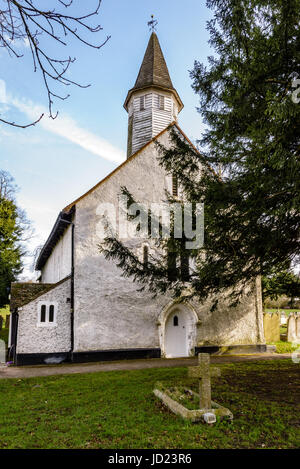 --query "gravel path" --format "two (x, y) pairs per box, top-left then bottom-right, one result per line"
(0, 353), (292, 380)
